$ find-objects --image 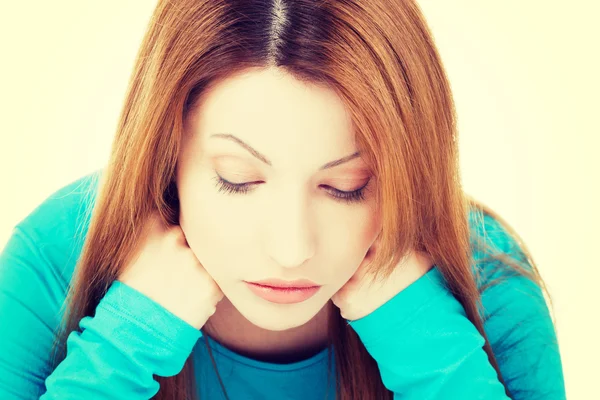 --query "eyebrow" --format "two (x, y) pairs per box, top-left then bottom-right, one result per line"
(210, 133), (361, 170)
